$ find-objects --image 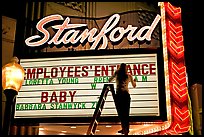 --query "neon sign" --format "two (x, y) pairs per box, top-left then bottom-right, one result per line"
(130, 2), (192, 135)
(25, 14), (161, 49)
